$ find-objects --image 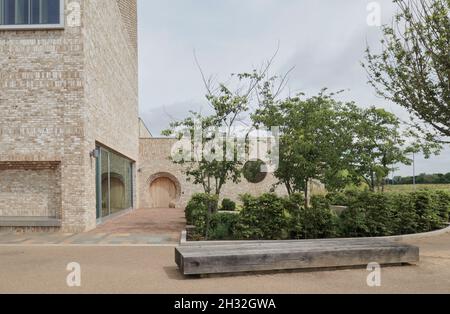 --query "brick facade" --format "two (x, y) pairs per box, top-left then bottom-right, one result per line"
(0, 1), (322, 233)
(116, 0), (138, 51)
(138, 138), (289, 209)
(0, 0), (139, 232)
